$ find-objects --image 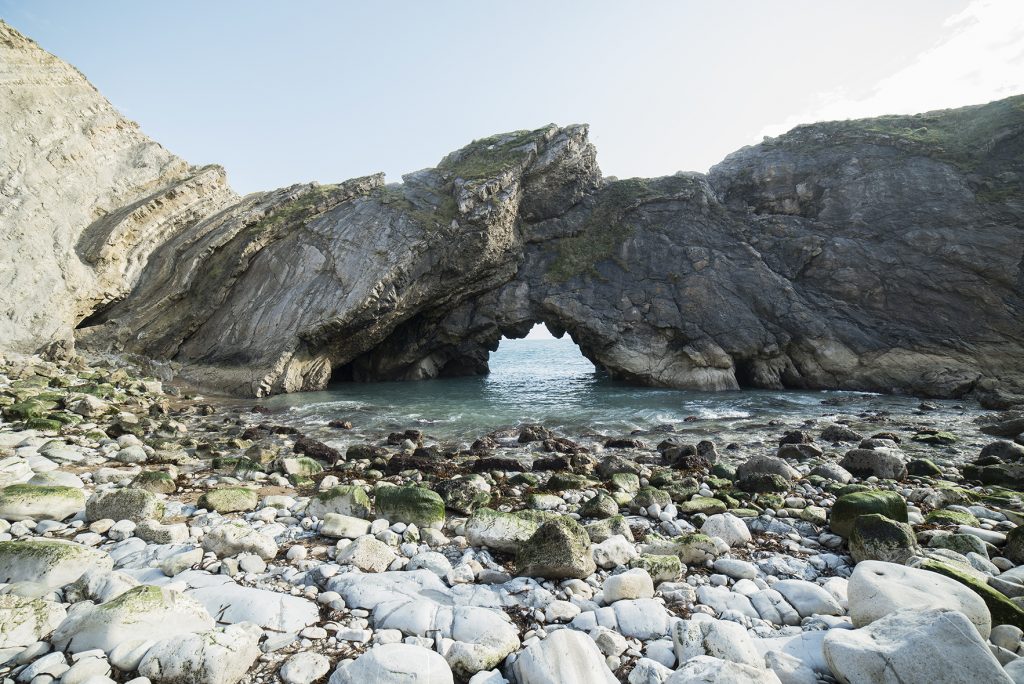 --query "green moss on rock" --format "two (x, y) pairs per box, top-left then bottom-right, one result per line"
(830, 489), (908, 538)
(198, 487), (258, 514)
(375, 485), (445, 529)
(921, 558), (1024, 631)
